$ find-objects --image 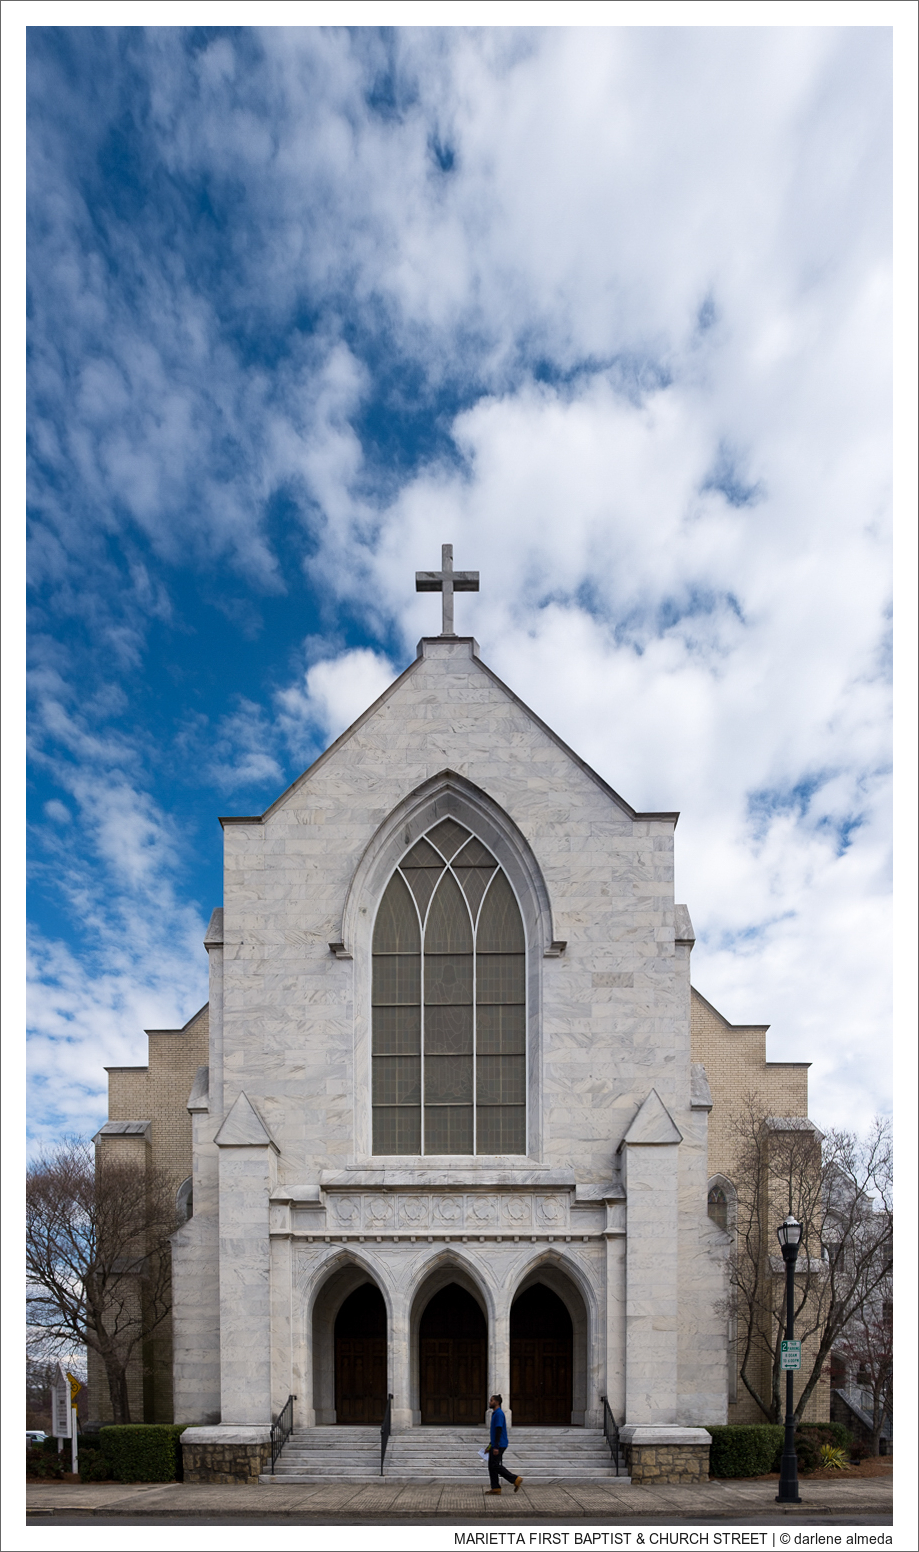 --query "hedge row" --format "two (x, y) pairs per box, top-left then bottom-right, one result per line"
(99, 1424), (186, 1482)
(708, 1422), (854, 1478)
(708, 1425), (784, 1478)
